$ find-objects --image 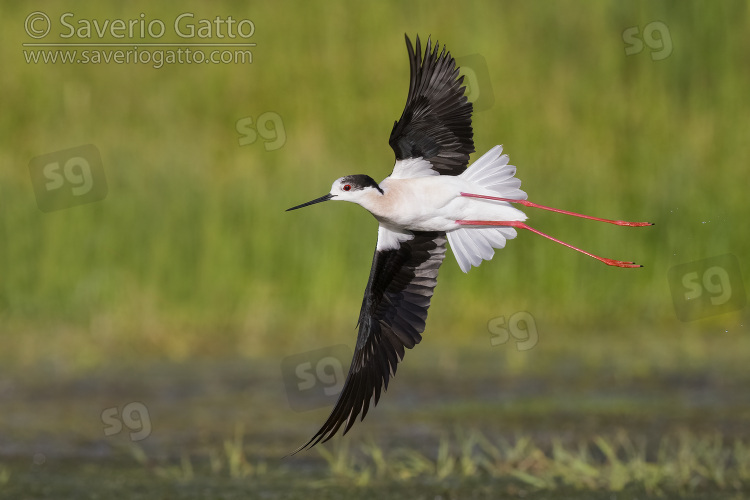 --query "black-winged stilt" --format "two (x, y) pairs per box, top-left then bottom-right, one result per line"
(287, 35), (652, 453)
